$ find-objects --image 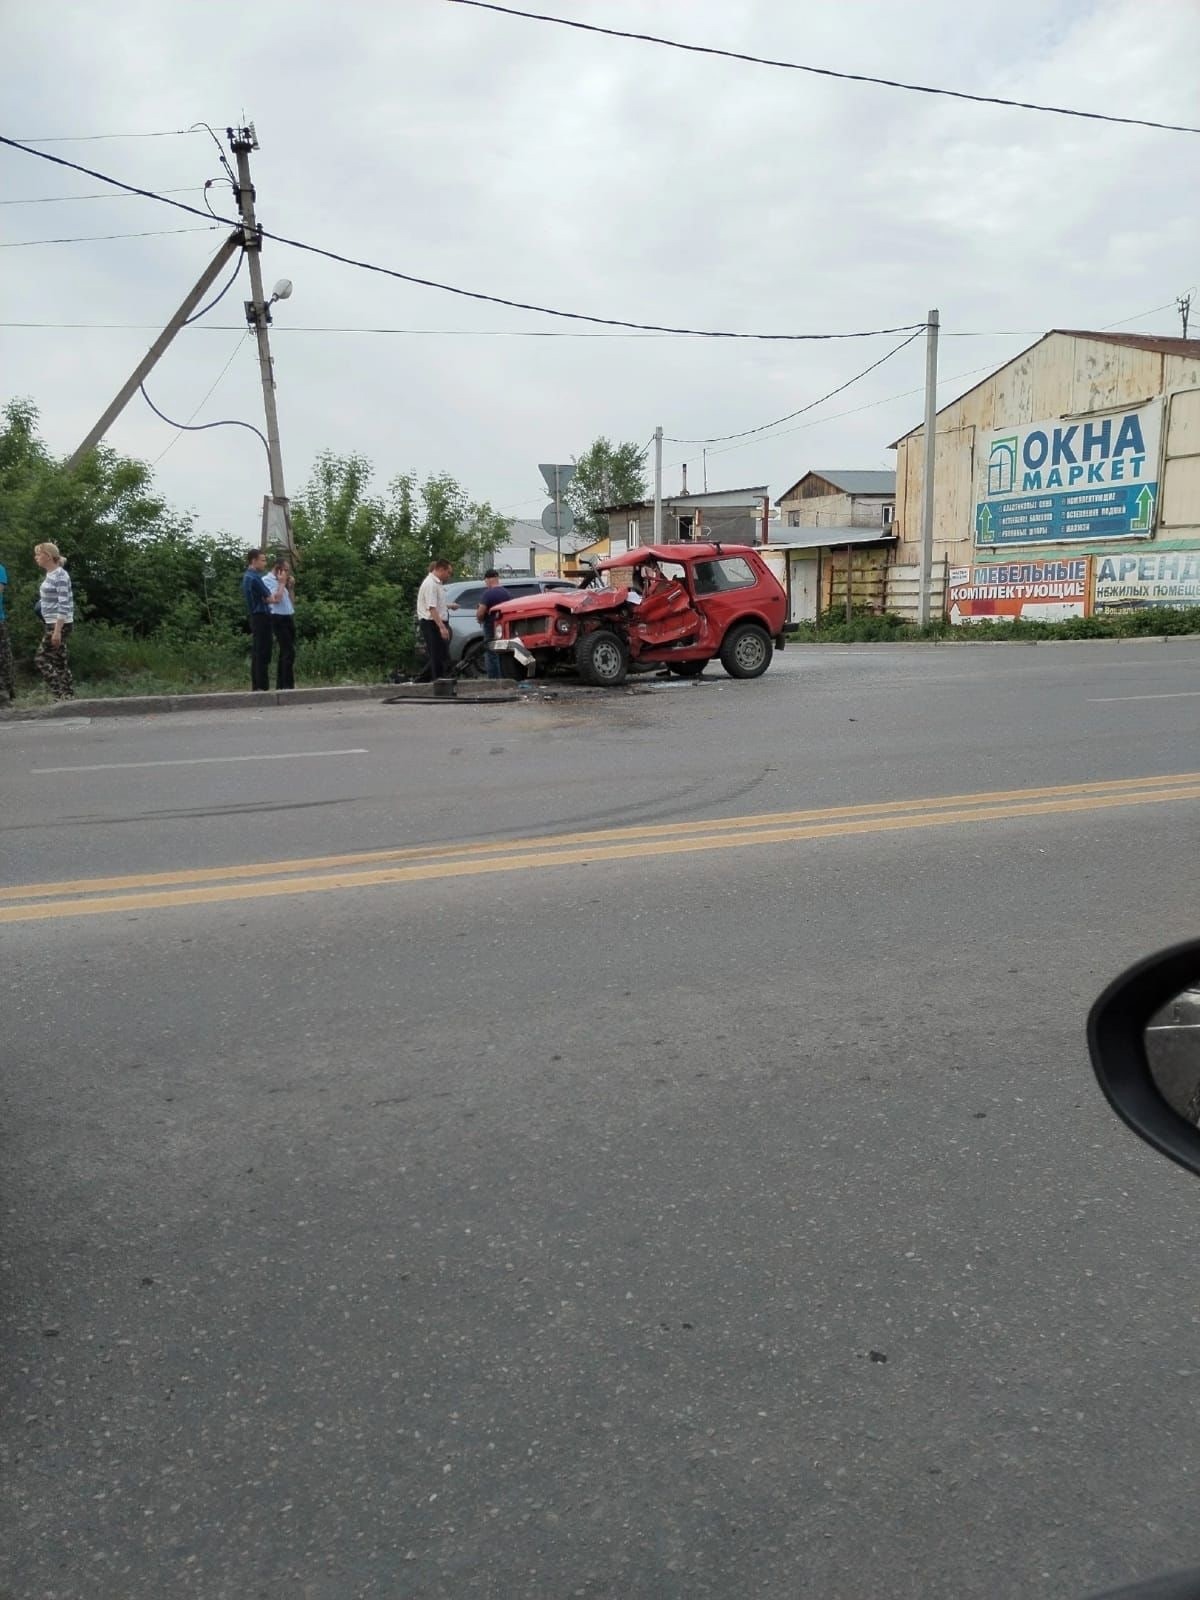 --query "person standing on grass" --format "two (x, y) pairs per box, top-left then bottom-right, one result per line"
(475, 568), (512, 680)
(416, 557), (454, 681)
(242, 548), (285, 692)
(0, 556), (13, 702)
(264, 556), (296, 690)
(33, 542), (74, 701)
